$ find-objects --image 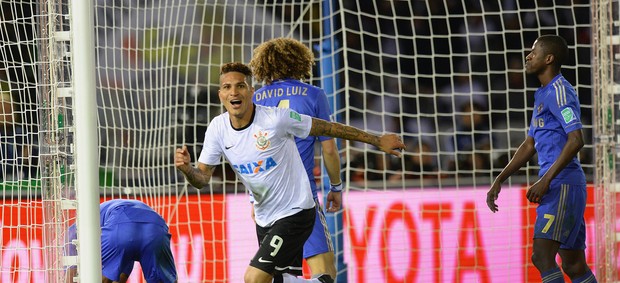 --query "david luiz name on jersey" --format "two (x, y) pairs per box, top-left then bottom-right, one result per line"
(232, 157), (277, 175)
(254, 86), (309, 101)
